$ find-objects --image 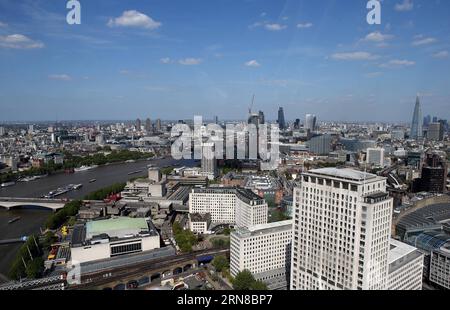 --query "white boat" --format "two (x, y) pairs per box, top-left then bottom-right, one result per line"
(74, 165), (98, 172)
(1, 181), (15, 188)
